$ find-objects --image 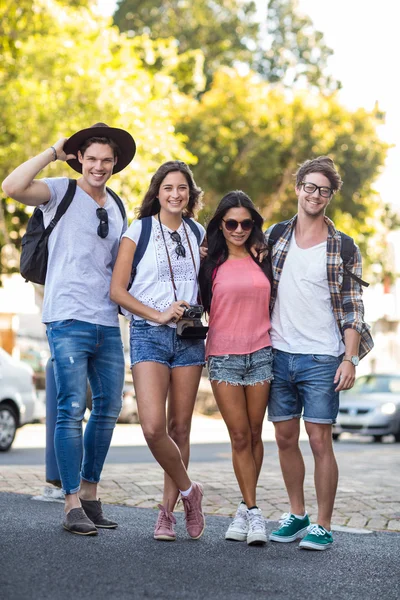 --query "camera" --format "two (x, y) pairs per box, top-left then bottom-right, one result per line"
(182, 304), (203, 319)
(177, 304), (208, 340)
